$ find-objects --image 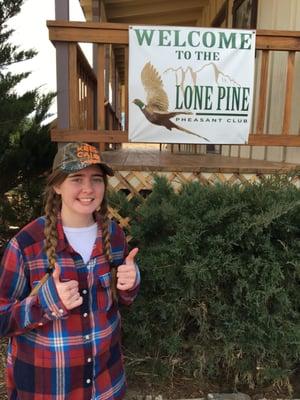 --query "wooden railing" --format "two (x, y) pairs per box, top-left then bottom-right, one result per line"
(48, 21), (300, 147)
(76, 44), (97, 130)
